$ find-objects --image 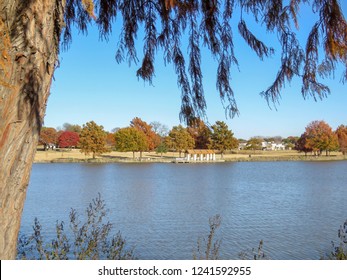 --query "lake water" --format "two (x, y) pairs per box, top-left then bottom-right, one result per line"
(20, 161), (347, 259)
